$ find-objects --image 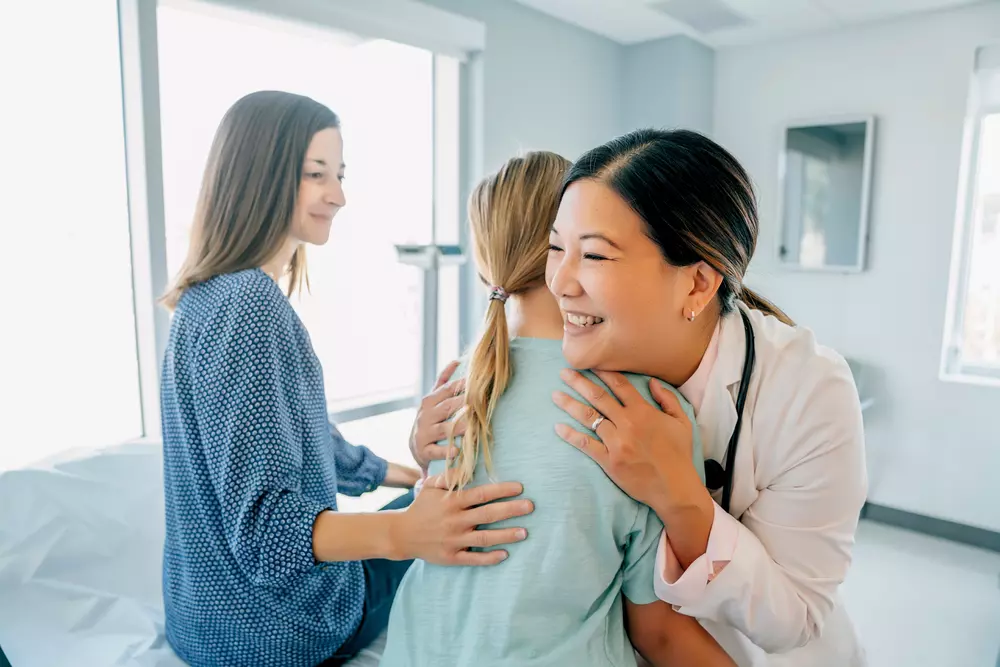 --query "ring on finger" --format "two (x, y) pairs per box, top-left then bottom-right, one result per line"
(591, 414), (606, 432)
